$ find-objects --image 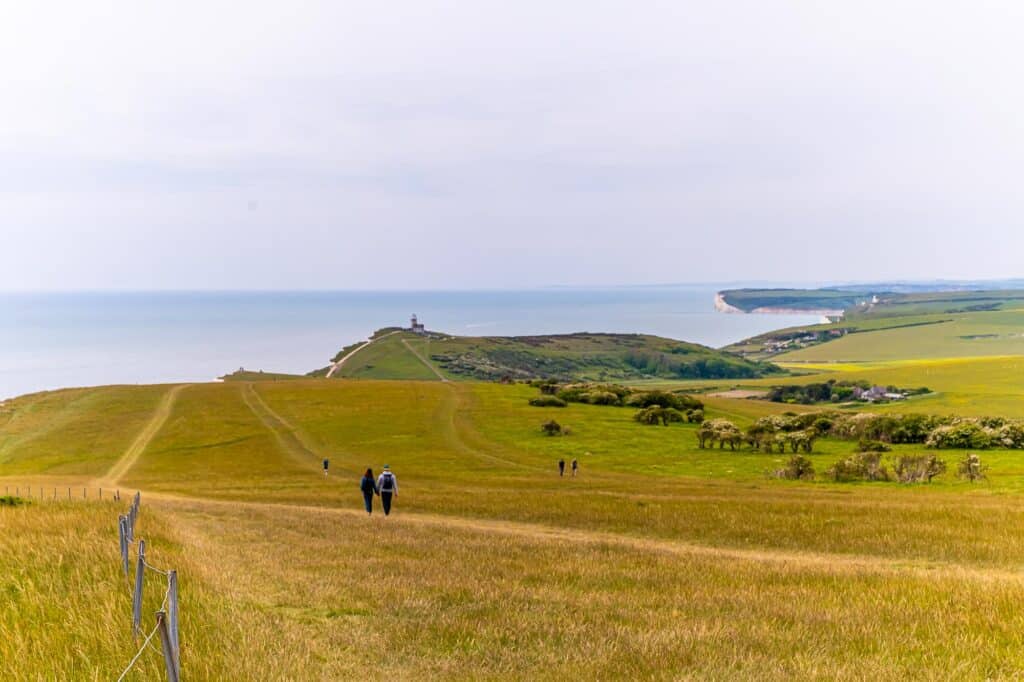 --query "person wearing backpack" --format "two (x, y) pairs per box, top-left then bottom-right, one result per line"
(359, 468), (378, 515)
(377, 465), (398, 516)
